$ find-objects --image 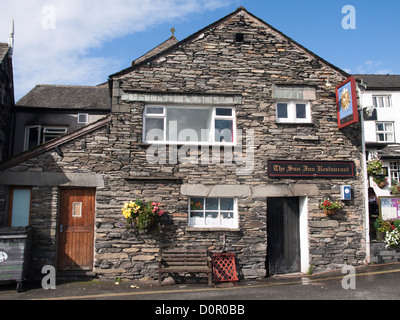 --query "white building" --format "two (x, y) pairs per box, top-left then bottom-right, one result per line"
(357, 74), (400, 196)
